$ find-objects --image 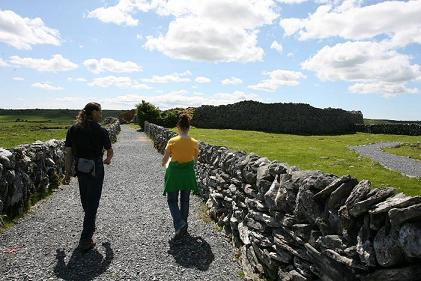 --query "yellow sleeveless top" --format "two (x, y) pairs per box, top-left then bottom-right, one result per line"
(165, 136), (199, 163)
